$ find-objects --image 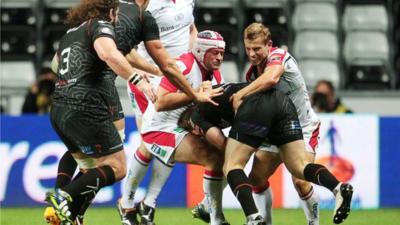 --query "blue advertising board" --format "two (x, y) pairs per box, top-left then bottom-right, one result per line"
(379, 117), (400, 207)
(0, 115), (187, 207)
(1, 115), (400, 207)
